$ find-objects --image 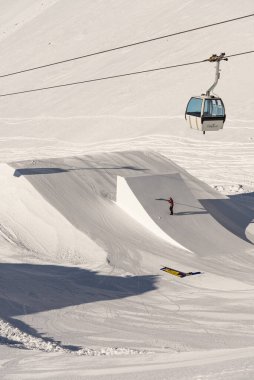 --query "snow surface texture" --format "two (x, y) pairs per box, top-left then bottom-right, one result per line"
(117, 174), (189, 250)
(0, 0), (254, 379)
(1, 151), (254, 379)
